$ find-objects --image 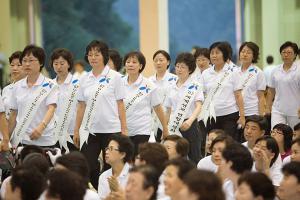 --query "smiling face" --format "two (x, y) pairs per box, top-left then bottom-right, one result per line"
(153, 53), (170, 73)
(253, 140), (274, 162)
(164, 165), (185, 198)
